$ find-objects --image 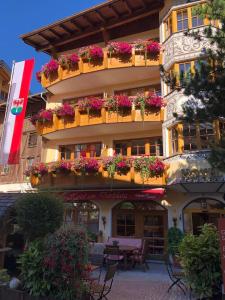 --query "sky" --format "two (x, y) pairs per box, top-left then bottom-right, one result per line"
(1, 0), (102, 94)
